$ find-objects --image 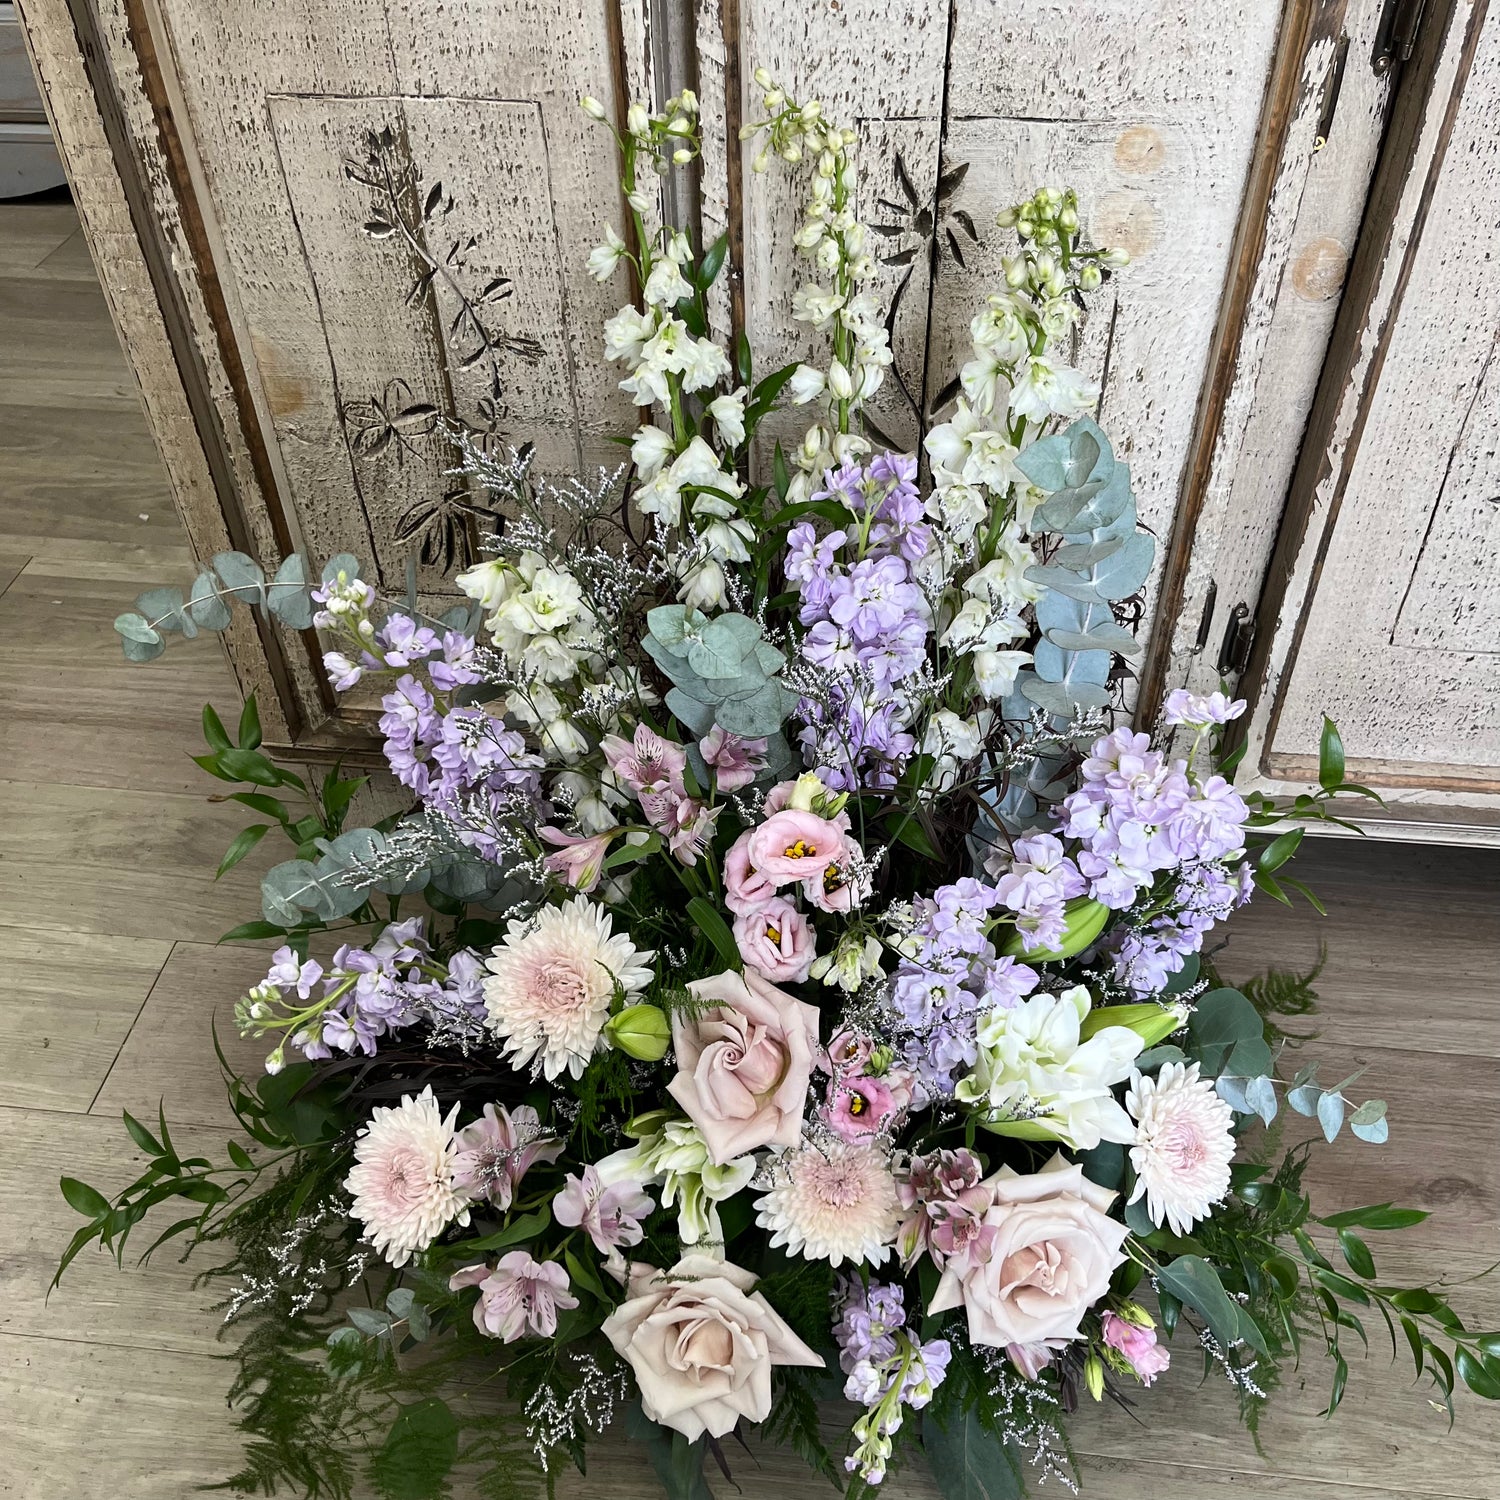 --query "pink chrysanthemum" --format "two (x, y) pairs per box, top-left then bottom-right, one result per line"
(1125, 1060), (1235, 1235)
(344, 1087), (471, 1267)
(483, 895), (654, 1080)
(754, 1138), (902, 1267)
